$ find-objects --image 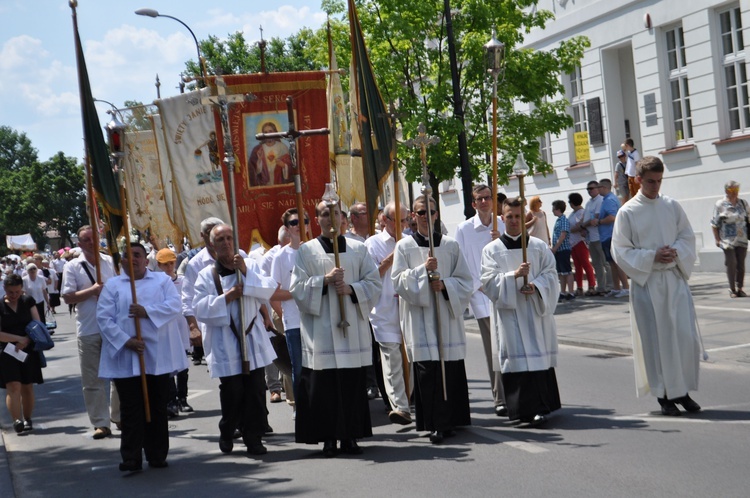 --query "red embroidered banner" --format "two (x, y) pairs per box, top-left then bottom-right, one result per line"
(214, 72), (330, 251)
